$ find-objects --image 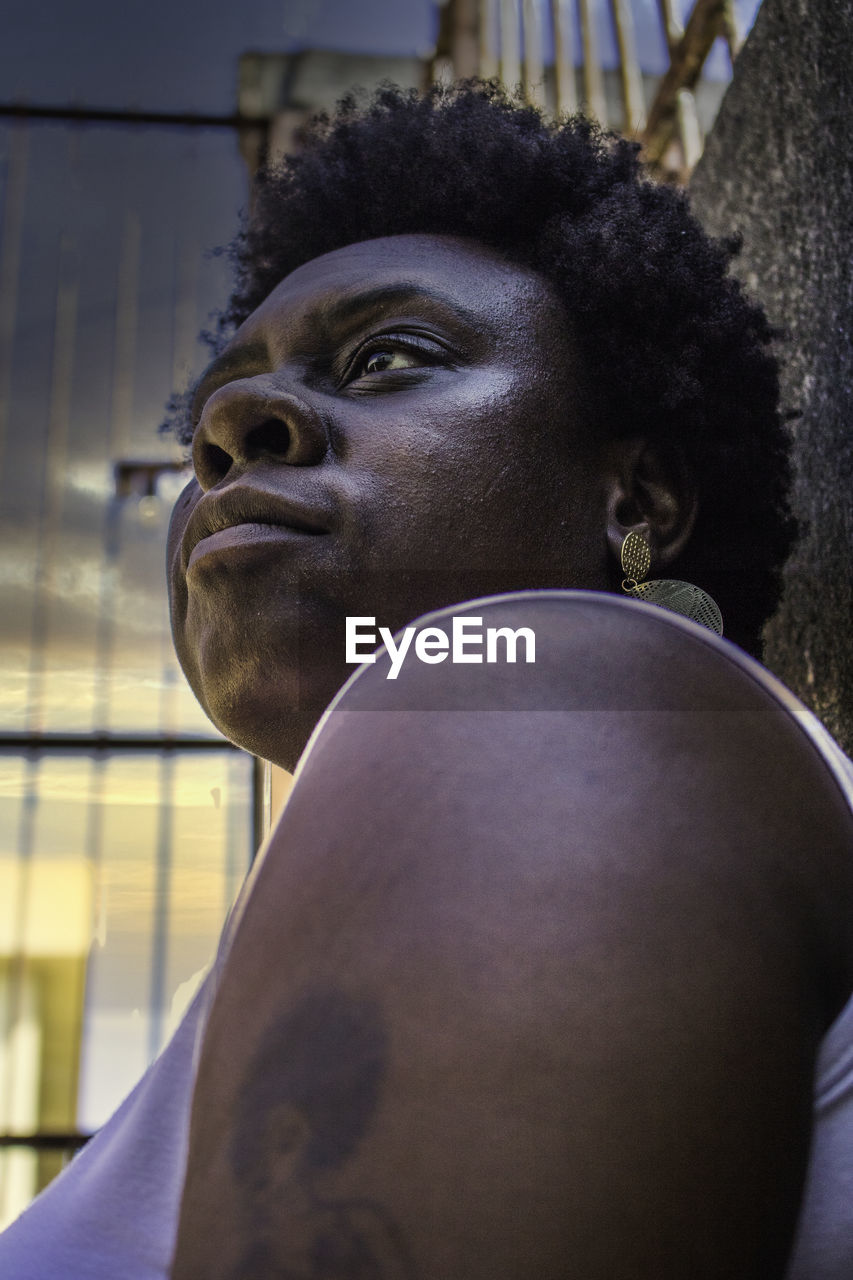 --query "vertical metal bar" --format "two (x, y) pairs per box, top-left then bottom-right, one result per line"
(450, 0), (482, 78)
(429, 0), (455, 86)
(719, 0), (741, 62)
(551, 0), (579, 114)
(66, 753), (96, 1125)
(642, 0), (728, 174)
(657, 0), (682, 53)
(522, 0), (546, 106)
(0, 124), (28, 486)
(91, 494), (121, 735)
(110, 212), (141, 460)
(610, 0), (646, 133)
(158, 227), (199, 740)
(225, 753), (250, 912)
(25, 231), (79, 735)
(499, 0), (522, 91)
(251, 755), (268, 862)
(170, 234), (200, 406)
(147, 751), (174, 1062)
(654, 0), (684, 173)
(479, 0), (499, 77)
(93, 210), (140, 735)
(79, 753), (107, 1067)
(676, 86), (703, 170)
(578, 0), (607, 122)
(2, 754), (39, 1132)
